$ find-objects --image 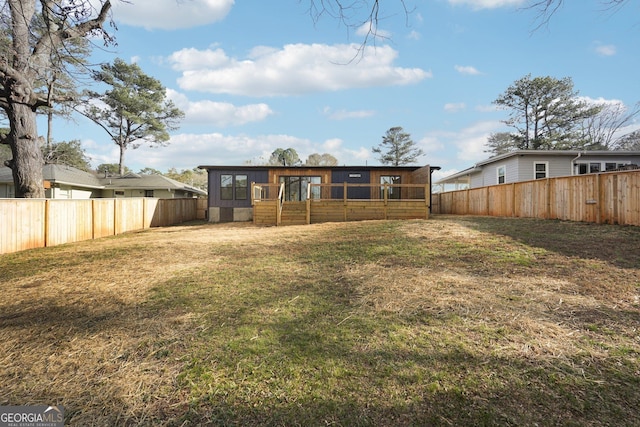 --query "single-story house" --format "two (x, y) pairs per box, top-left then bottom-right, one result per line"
(434, 150), (640, 192)
(0, 164), (206, 199)
(197, 165), (440, 223)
